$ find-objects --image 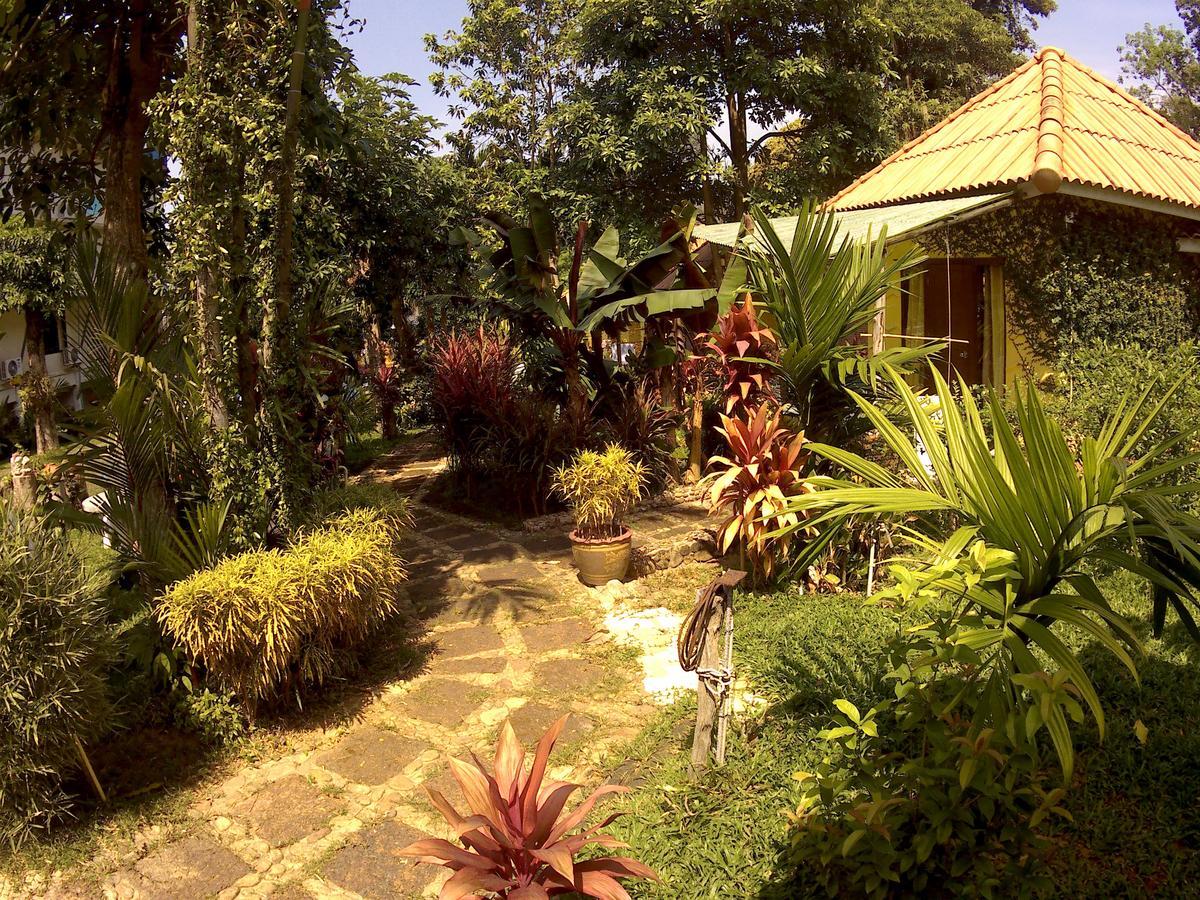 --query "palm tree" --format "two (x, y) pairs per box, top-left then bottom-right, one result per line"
(740, 202), (938, 444)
